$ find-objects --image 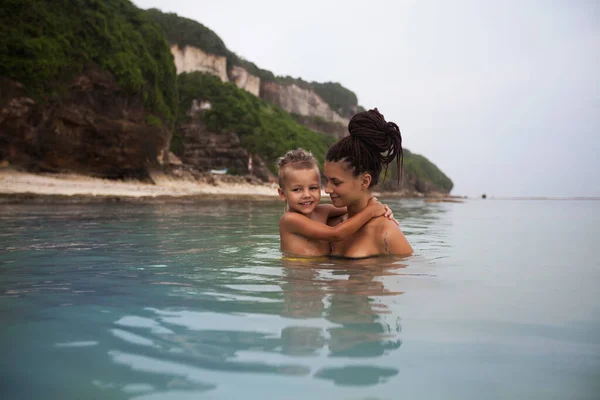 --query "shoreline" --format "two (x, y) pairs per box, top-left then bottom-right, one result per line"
(0, 192), (281, 205)
(0, 169), (281, 204)
(0, 168), (459, 204)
